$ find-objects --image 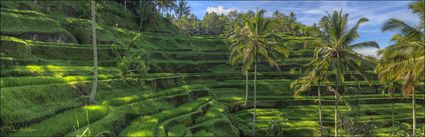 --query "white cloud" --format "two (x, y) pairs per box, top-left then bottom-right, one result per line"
(355, 48), (380, 57)
(206, 6), (239, 15)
